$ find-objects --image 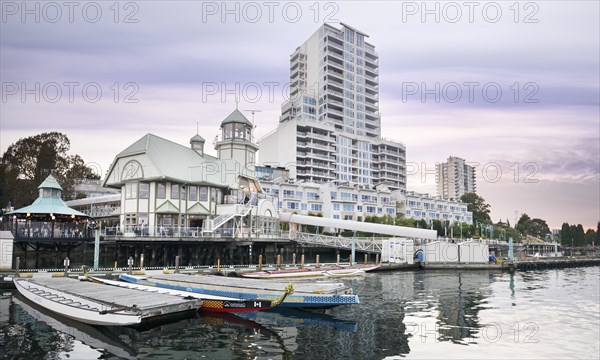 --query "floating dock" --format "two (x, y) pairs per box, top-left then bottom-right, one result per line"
(15, 276), (202, 325)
